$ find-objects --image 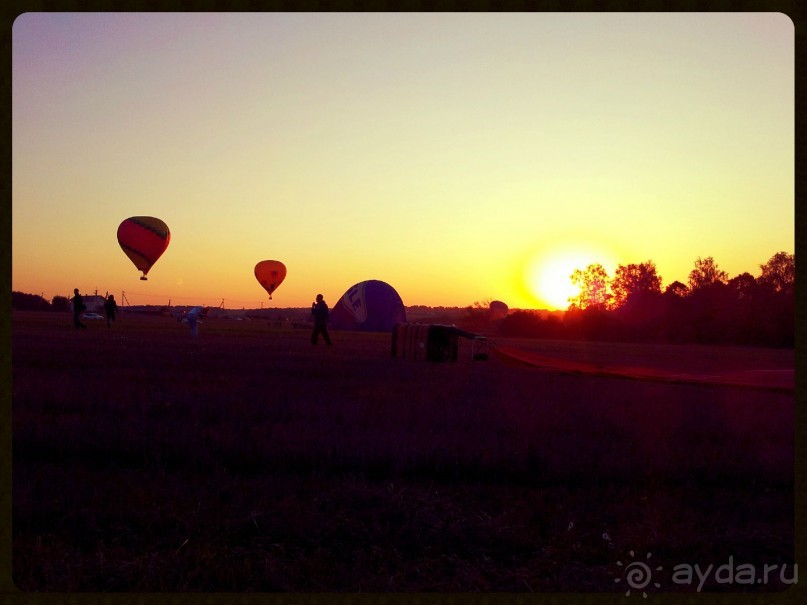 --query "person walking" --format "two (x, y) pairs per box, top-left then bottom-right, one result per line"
(71, 288), (87, 330)
(186, 306), (204, 338)
(311, 294), (332, 346)
(103, 294), (118, 328)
